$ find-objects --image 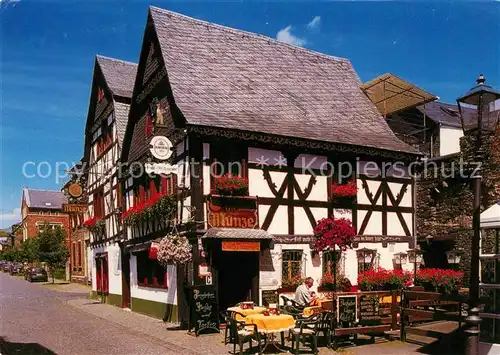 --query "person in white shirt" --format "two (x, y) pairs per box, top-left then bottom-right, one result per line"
(295, 277), (314, 307)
